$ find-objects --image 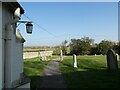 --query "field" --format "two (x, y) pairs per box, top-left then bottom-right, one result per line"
(24, 46), (55, 52)
(23, 46), (62, 55)
(60, 55), (120, 88)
